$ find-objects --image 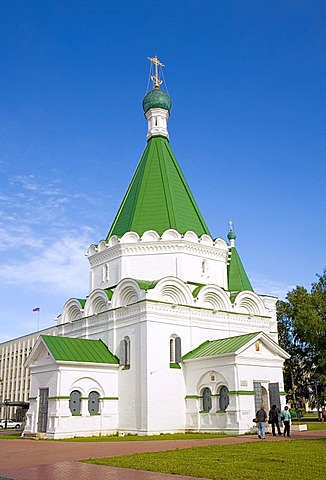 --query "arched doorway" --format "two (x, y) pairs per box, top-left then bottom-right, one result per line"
(253, 382), (269, 412)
